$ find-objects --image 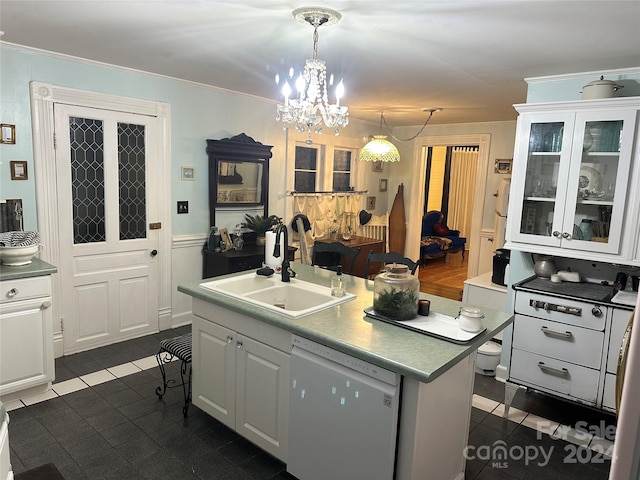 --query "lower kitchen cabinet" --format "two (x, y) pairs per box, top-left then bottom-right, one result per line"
(0, 275), (54, 399)
(191, 301), (290, 461)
